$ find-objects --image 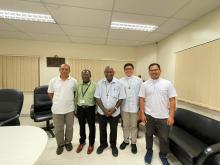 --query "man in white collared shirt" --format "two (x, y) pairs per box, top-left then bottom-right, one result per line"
(119, 63), (142, 154)
(139, 63), (177, 165)
(94, 66), (126, 157)
(48, 64), (77, 155)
